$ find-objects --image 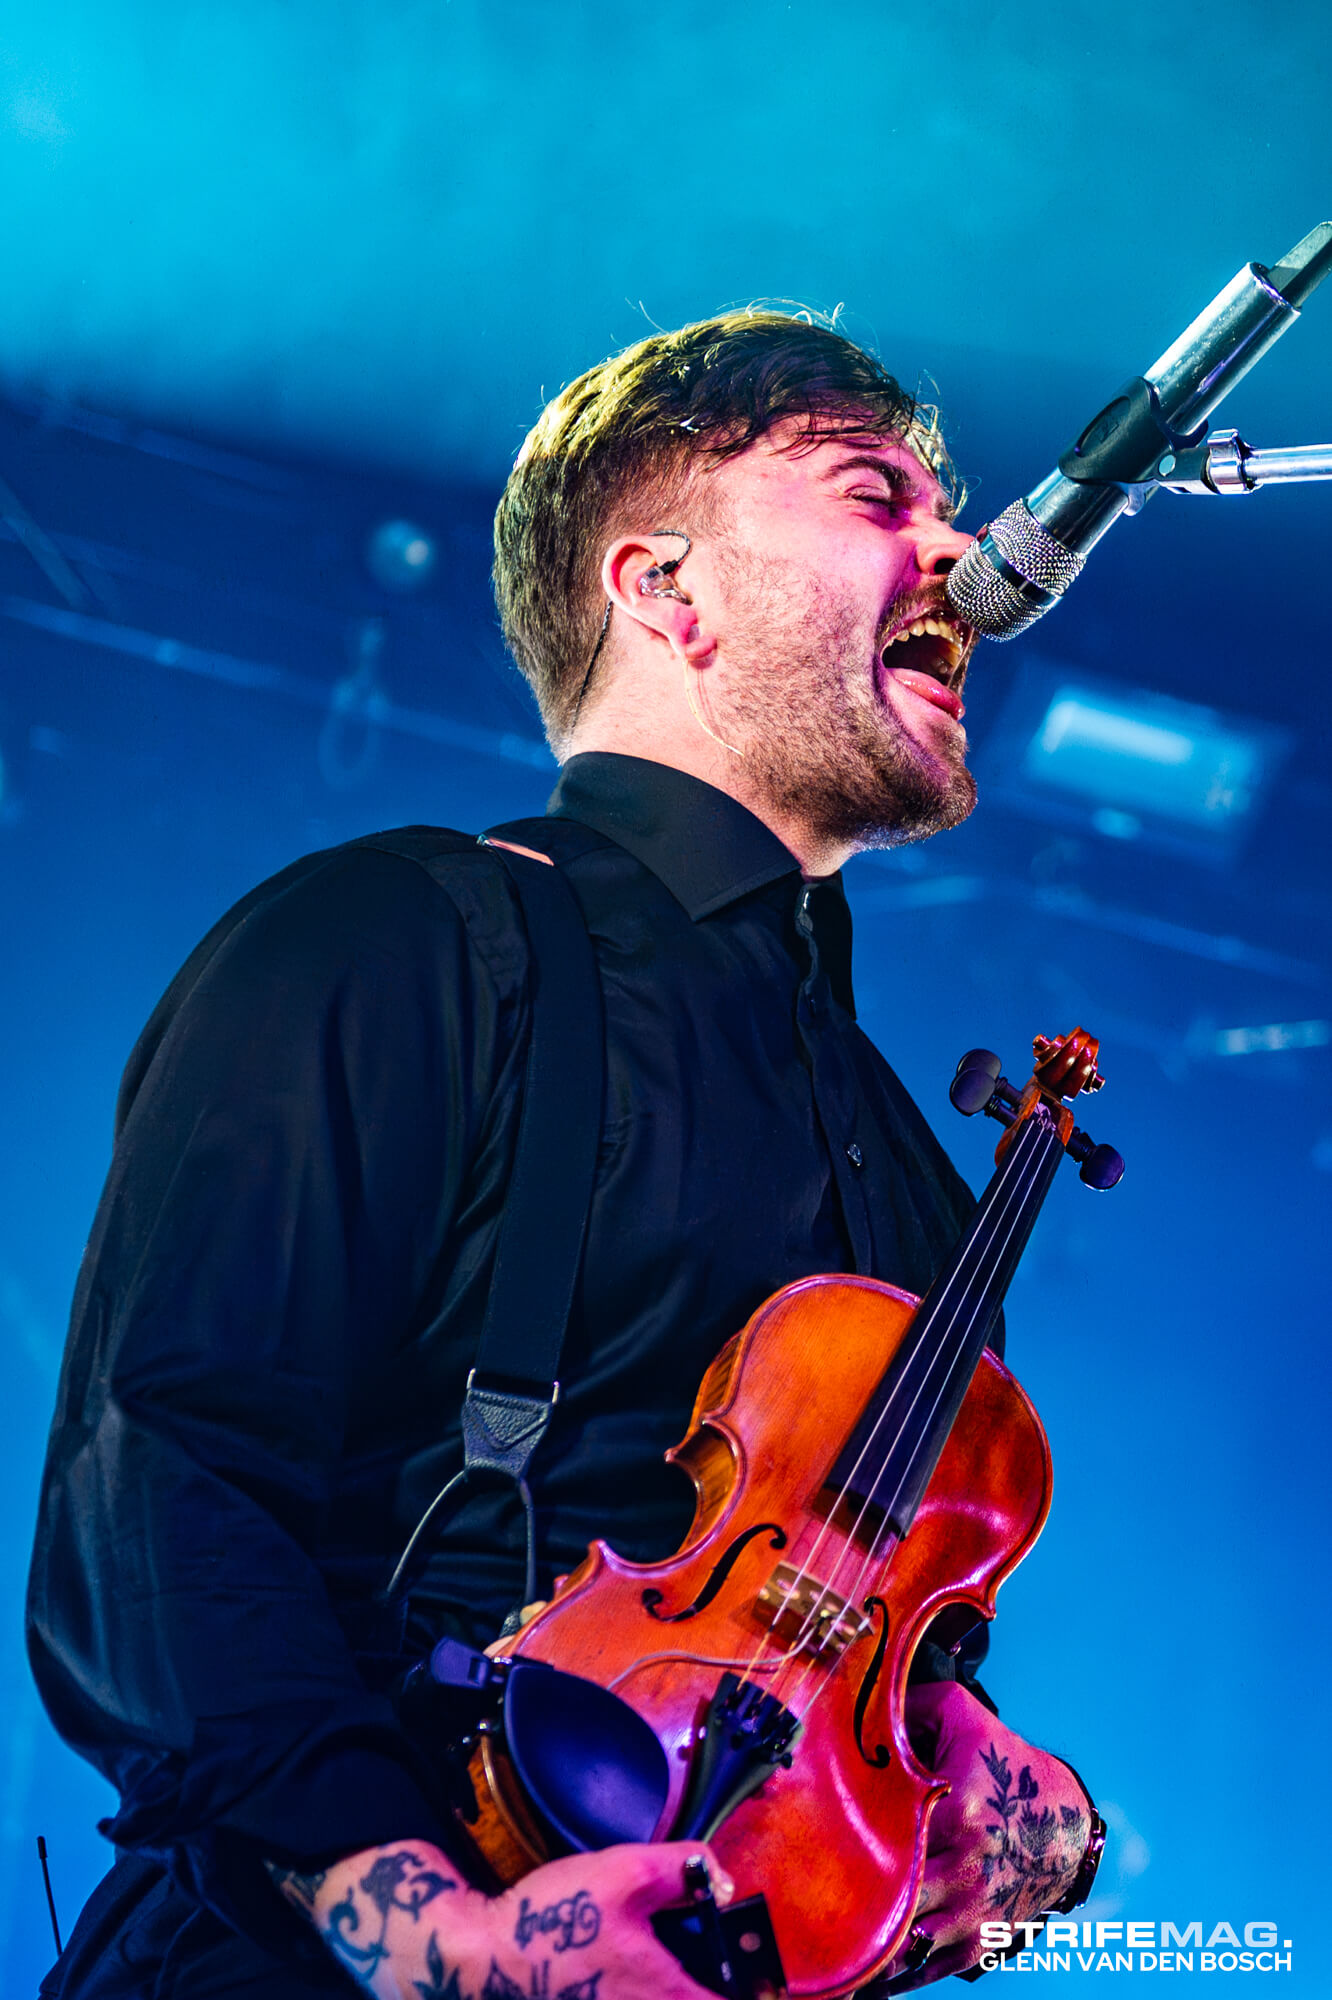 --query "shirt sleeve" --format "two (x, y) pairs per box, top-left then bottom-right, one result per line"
(908, 1618), (999, 1714)
(26, 843), (505, 1942)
